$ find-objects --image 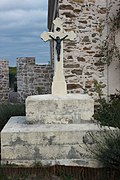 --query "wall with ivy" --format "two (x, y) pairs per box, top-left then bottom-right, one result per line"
(58, 0), (120, 98)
